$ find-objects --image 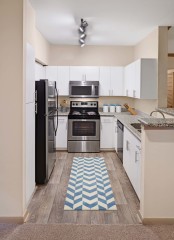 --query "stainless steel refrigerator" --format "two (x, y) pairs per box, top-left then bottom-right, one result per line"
(35, 79), (58, 184)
